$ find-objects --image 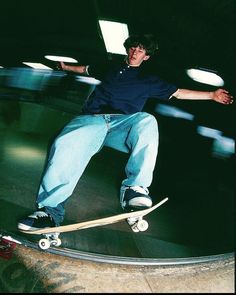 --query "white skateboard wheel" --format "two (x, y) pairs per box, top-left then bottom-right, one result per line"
(131, 224), (140, 233)
(39, 238), (51, 250)
(136, 219), (149, 231)
(51, 238), (62, 247)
